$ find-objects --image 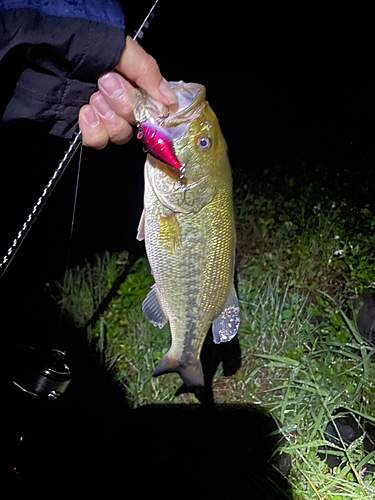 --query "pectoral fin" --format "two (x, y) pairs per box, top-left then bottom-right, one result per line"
(142, 284), (167, 328)
(136, 209), (145, 241)
(212, 285), (240, 344)
(159, 212), (181, 254)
